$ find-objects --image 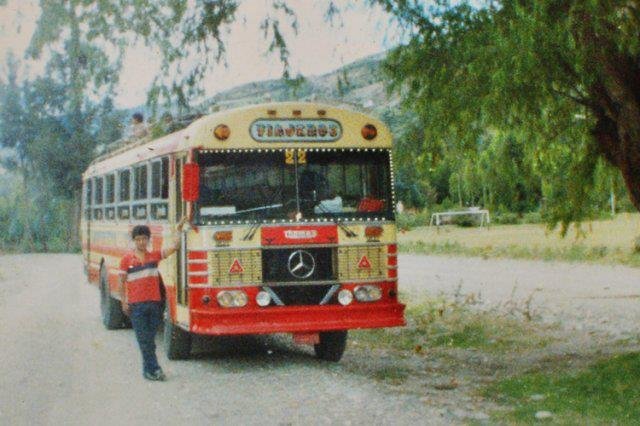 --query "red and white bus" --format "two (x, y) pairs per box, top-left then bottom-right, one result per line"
(81, 102), (405, 361)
